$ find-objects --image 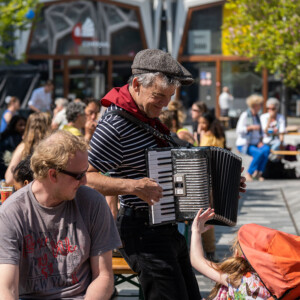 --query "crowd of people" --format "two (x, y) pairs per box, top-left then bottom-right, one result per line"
(0, 48), (297, 300)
